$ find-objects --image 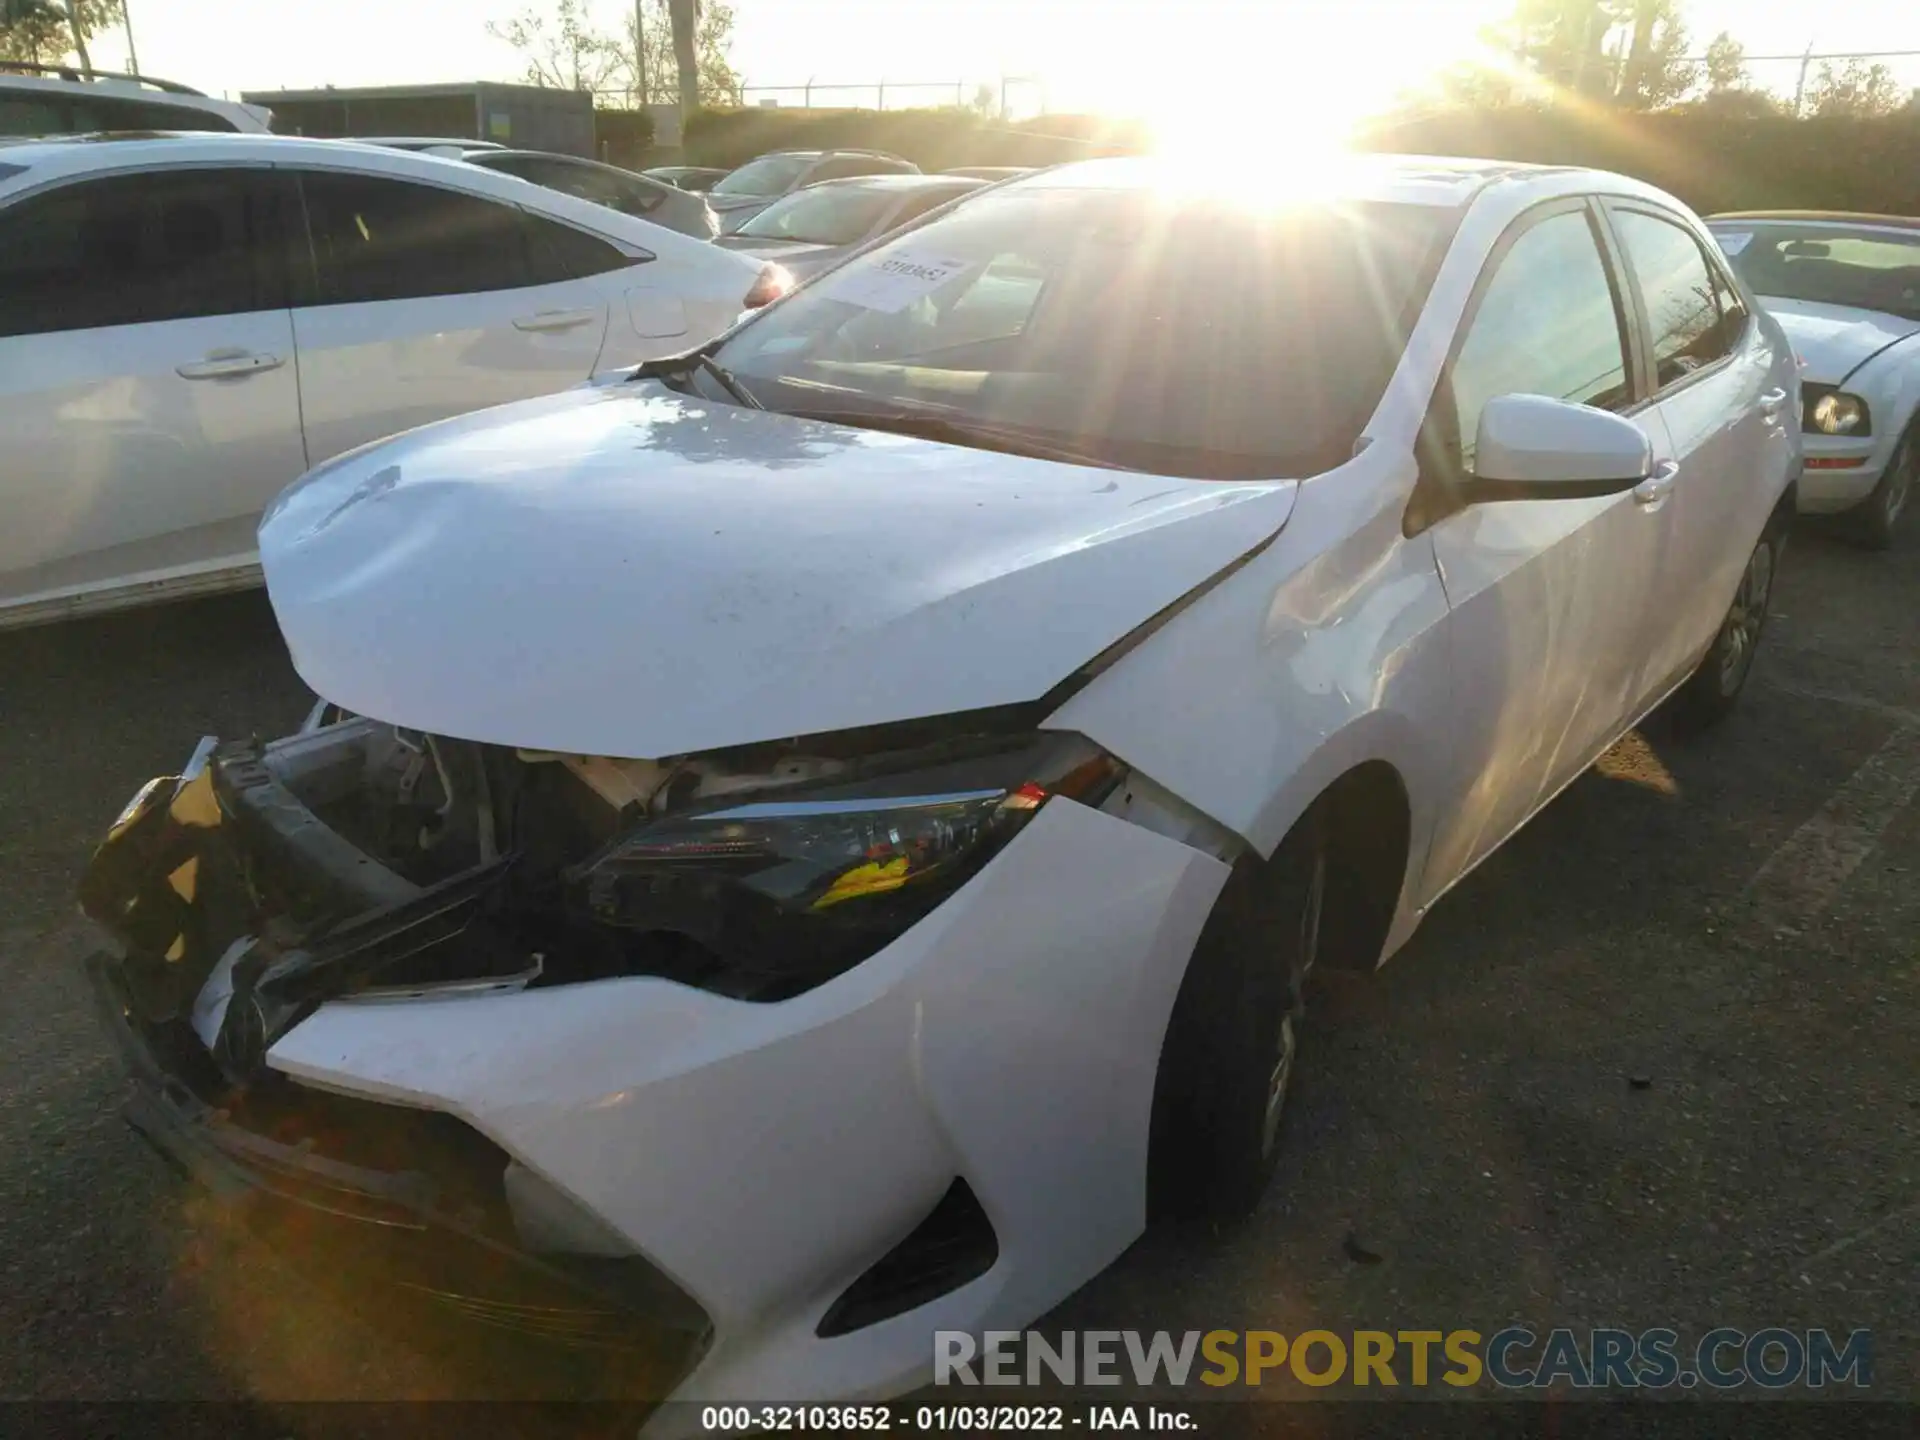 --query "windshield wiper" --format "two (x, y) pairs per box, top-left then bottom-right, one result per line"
(635, 348), (762, 409)
(789, 406), (1131, 470)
